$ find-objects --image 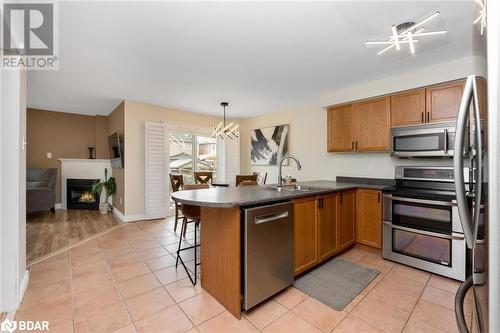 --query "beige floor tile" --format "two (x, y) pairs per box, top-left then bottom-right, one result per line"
(131, 240), (161, 251)
(102, 245), (135, 258)
(153, 265), (188, 285)
(124, 287), (175, 321)
(381, 270), (426, 298)
(421, 285), (456, 311)
(118, 272), (162, 299)
(126, 233), (154, 244)
(185, 328), (199, 333)
(273, 287), (308, 309)
(137, 247), (170, 261)
(292, 297), (347, 332)
(164, 277), (203, 302)
(70, 251), (106, 267)
(367, 281), (419, 314)
(351, 297), (409, 333)
(134, 304), (193, 333)
(333, 315), (384, 333)
(262, 311), (322, 333)
(112, 262), (151, 282)
(111, 324), (137, 333)
(73, 286), (124, 312)
(343, 273), (384, 313)
(243, 299), (288, 330)
(16, 296), (72, 326)
(74, 301), (131, 333)
(391, 264), (431, 285)
(428, 275), (460, 294)
(20, 279), (70, 310)
(403, 315), (447, 333)
(340, 248), (369, 262)
(165, 242), (191, 254)
(72, 261), (115, 294)
(179, 291), (225, 325)
(144, 254), (176, 271)
(410, 299), (459, 333)
(98, 238), (130, 250)
(359, 254), (394, 273)
(197, 311), (259, 333)
(29, 258), (70, 287)
(107, 253), (142, 270)
(157, 235), (180, 246)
